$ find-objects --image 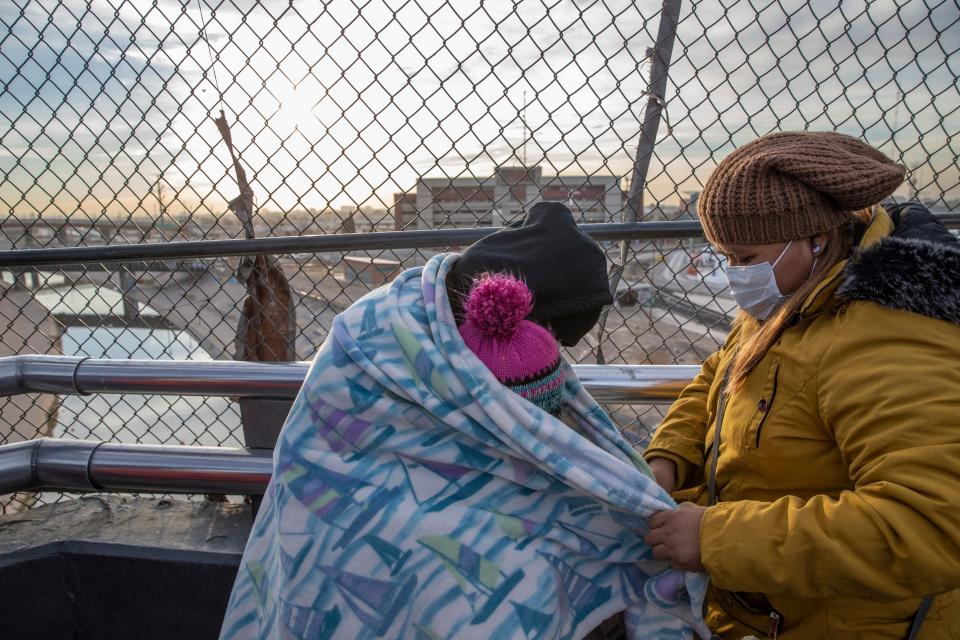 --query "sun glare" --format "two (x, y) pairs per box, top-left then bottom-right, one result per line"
(274, 82), (320, 135)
